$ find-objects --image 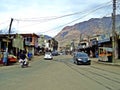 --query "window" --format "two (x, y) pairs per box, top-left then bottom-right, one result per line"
(26, 37), (32, 42)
